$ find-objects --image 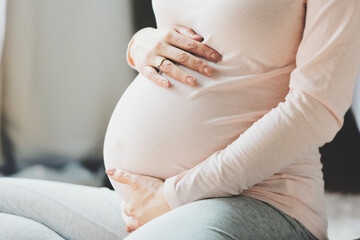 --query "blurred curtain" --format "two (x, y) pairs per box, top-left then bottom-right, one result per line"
(1, 0), (135, 171)
(0, 0), (6, 168)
